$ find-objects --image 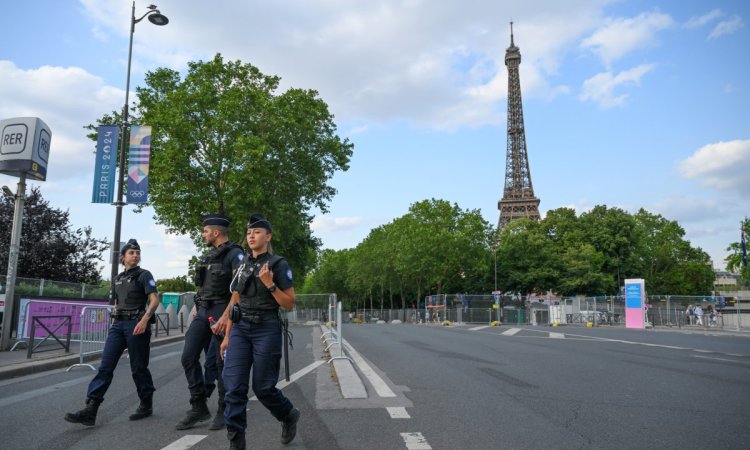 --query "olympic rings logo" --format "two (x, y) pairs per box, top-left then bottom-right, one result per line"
(128, 190), (147, 198)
